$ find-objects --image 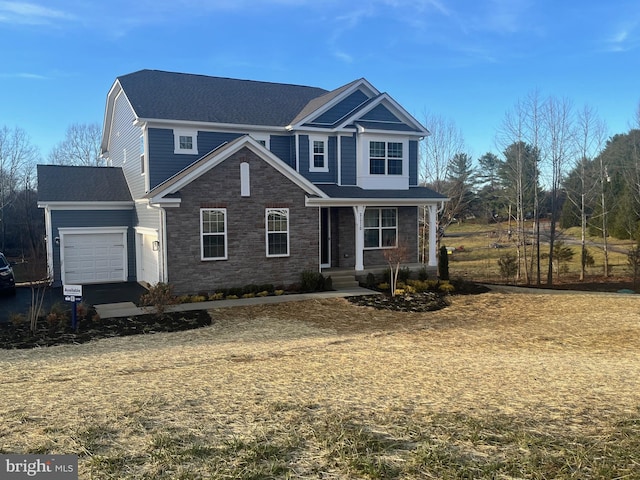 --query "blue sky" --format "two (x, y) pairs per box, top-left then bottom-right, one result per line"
(1, 0), (639, 161)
